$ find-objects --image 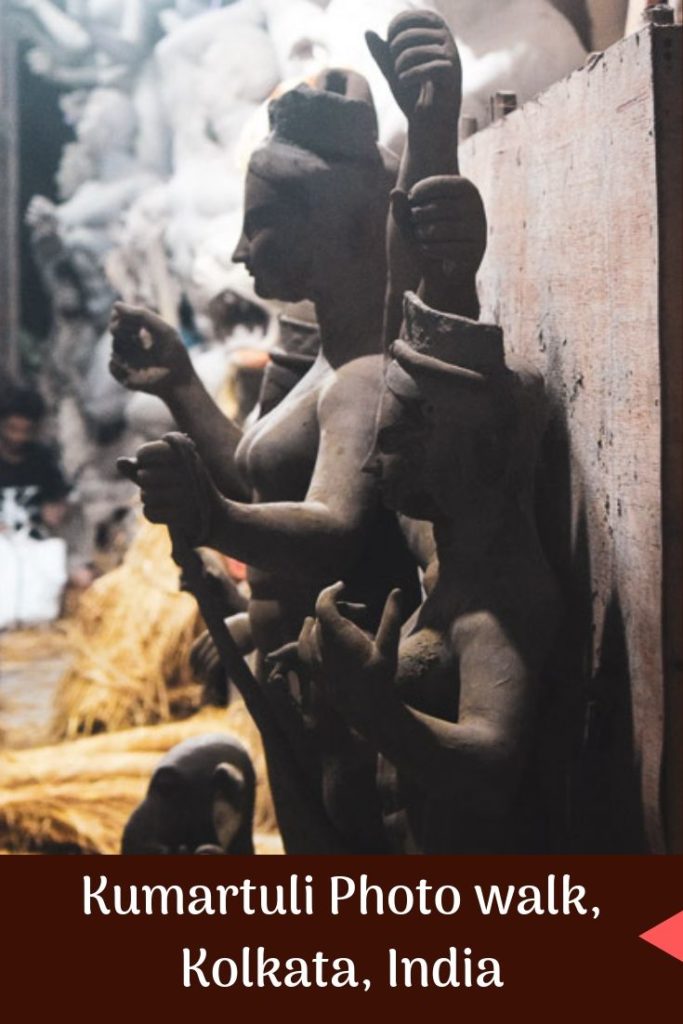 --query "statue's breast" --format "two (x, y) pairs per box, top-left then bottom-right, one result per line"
(396, 628), (460, 723)
(236, 377), (322, 502)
